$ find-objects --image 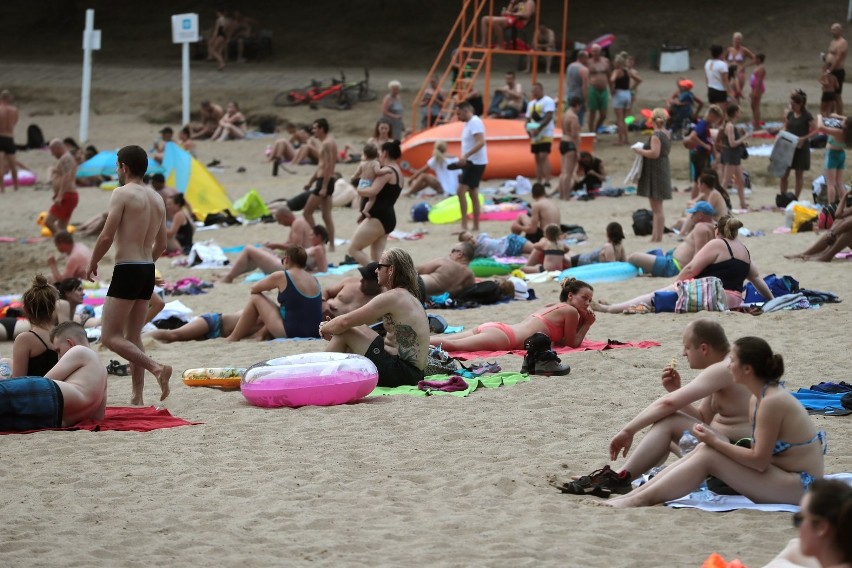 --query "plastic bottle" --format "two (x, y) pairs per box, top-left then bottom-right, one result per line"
(678, 430), (699, 455)
(0, 359), (11, 379)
